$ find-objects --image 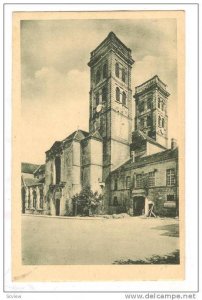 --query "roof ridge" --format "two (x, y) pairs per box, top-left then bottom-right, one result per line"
(111, 147), (178, 173)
